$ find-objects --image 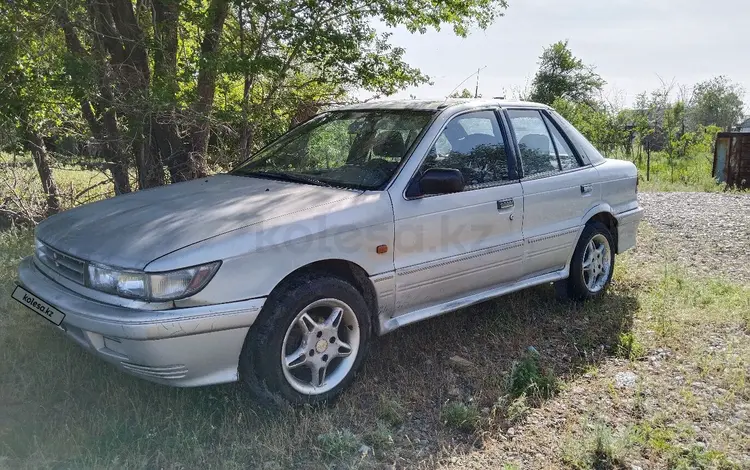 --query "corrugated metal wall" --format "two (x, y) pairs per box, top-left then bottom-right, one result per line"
(714, 133), (750, 189)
